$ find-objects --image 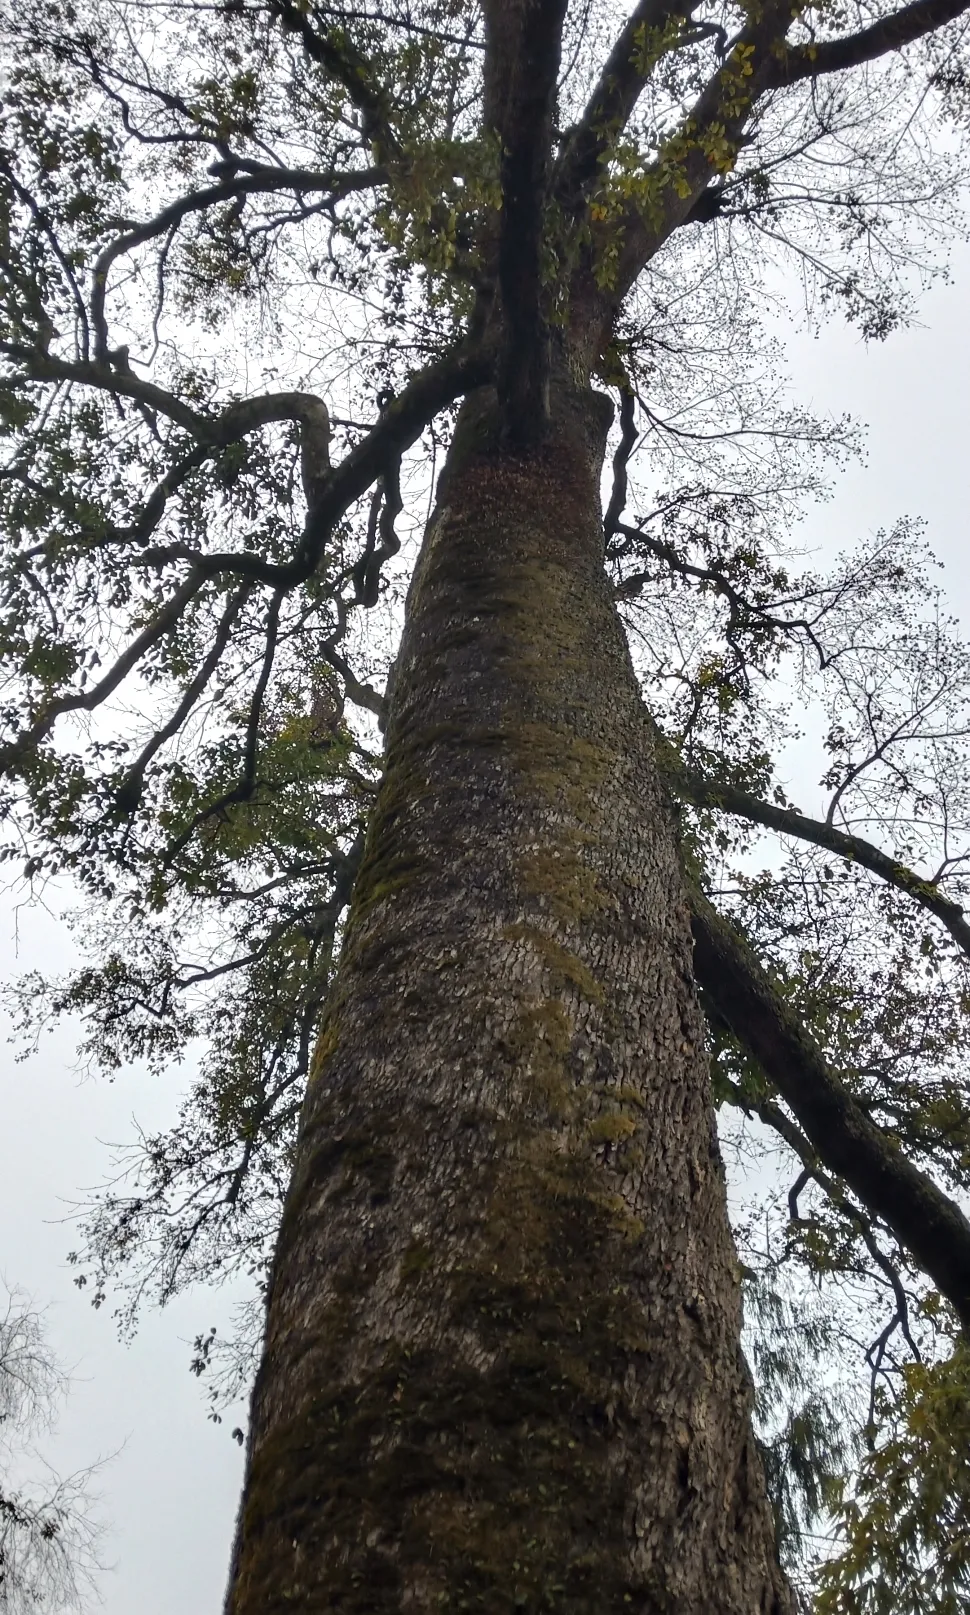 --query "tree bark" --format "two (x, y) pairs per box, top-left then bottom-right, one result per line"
(224, 381), (793, 1614)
